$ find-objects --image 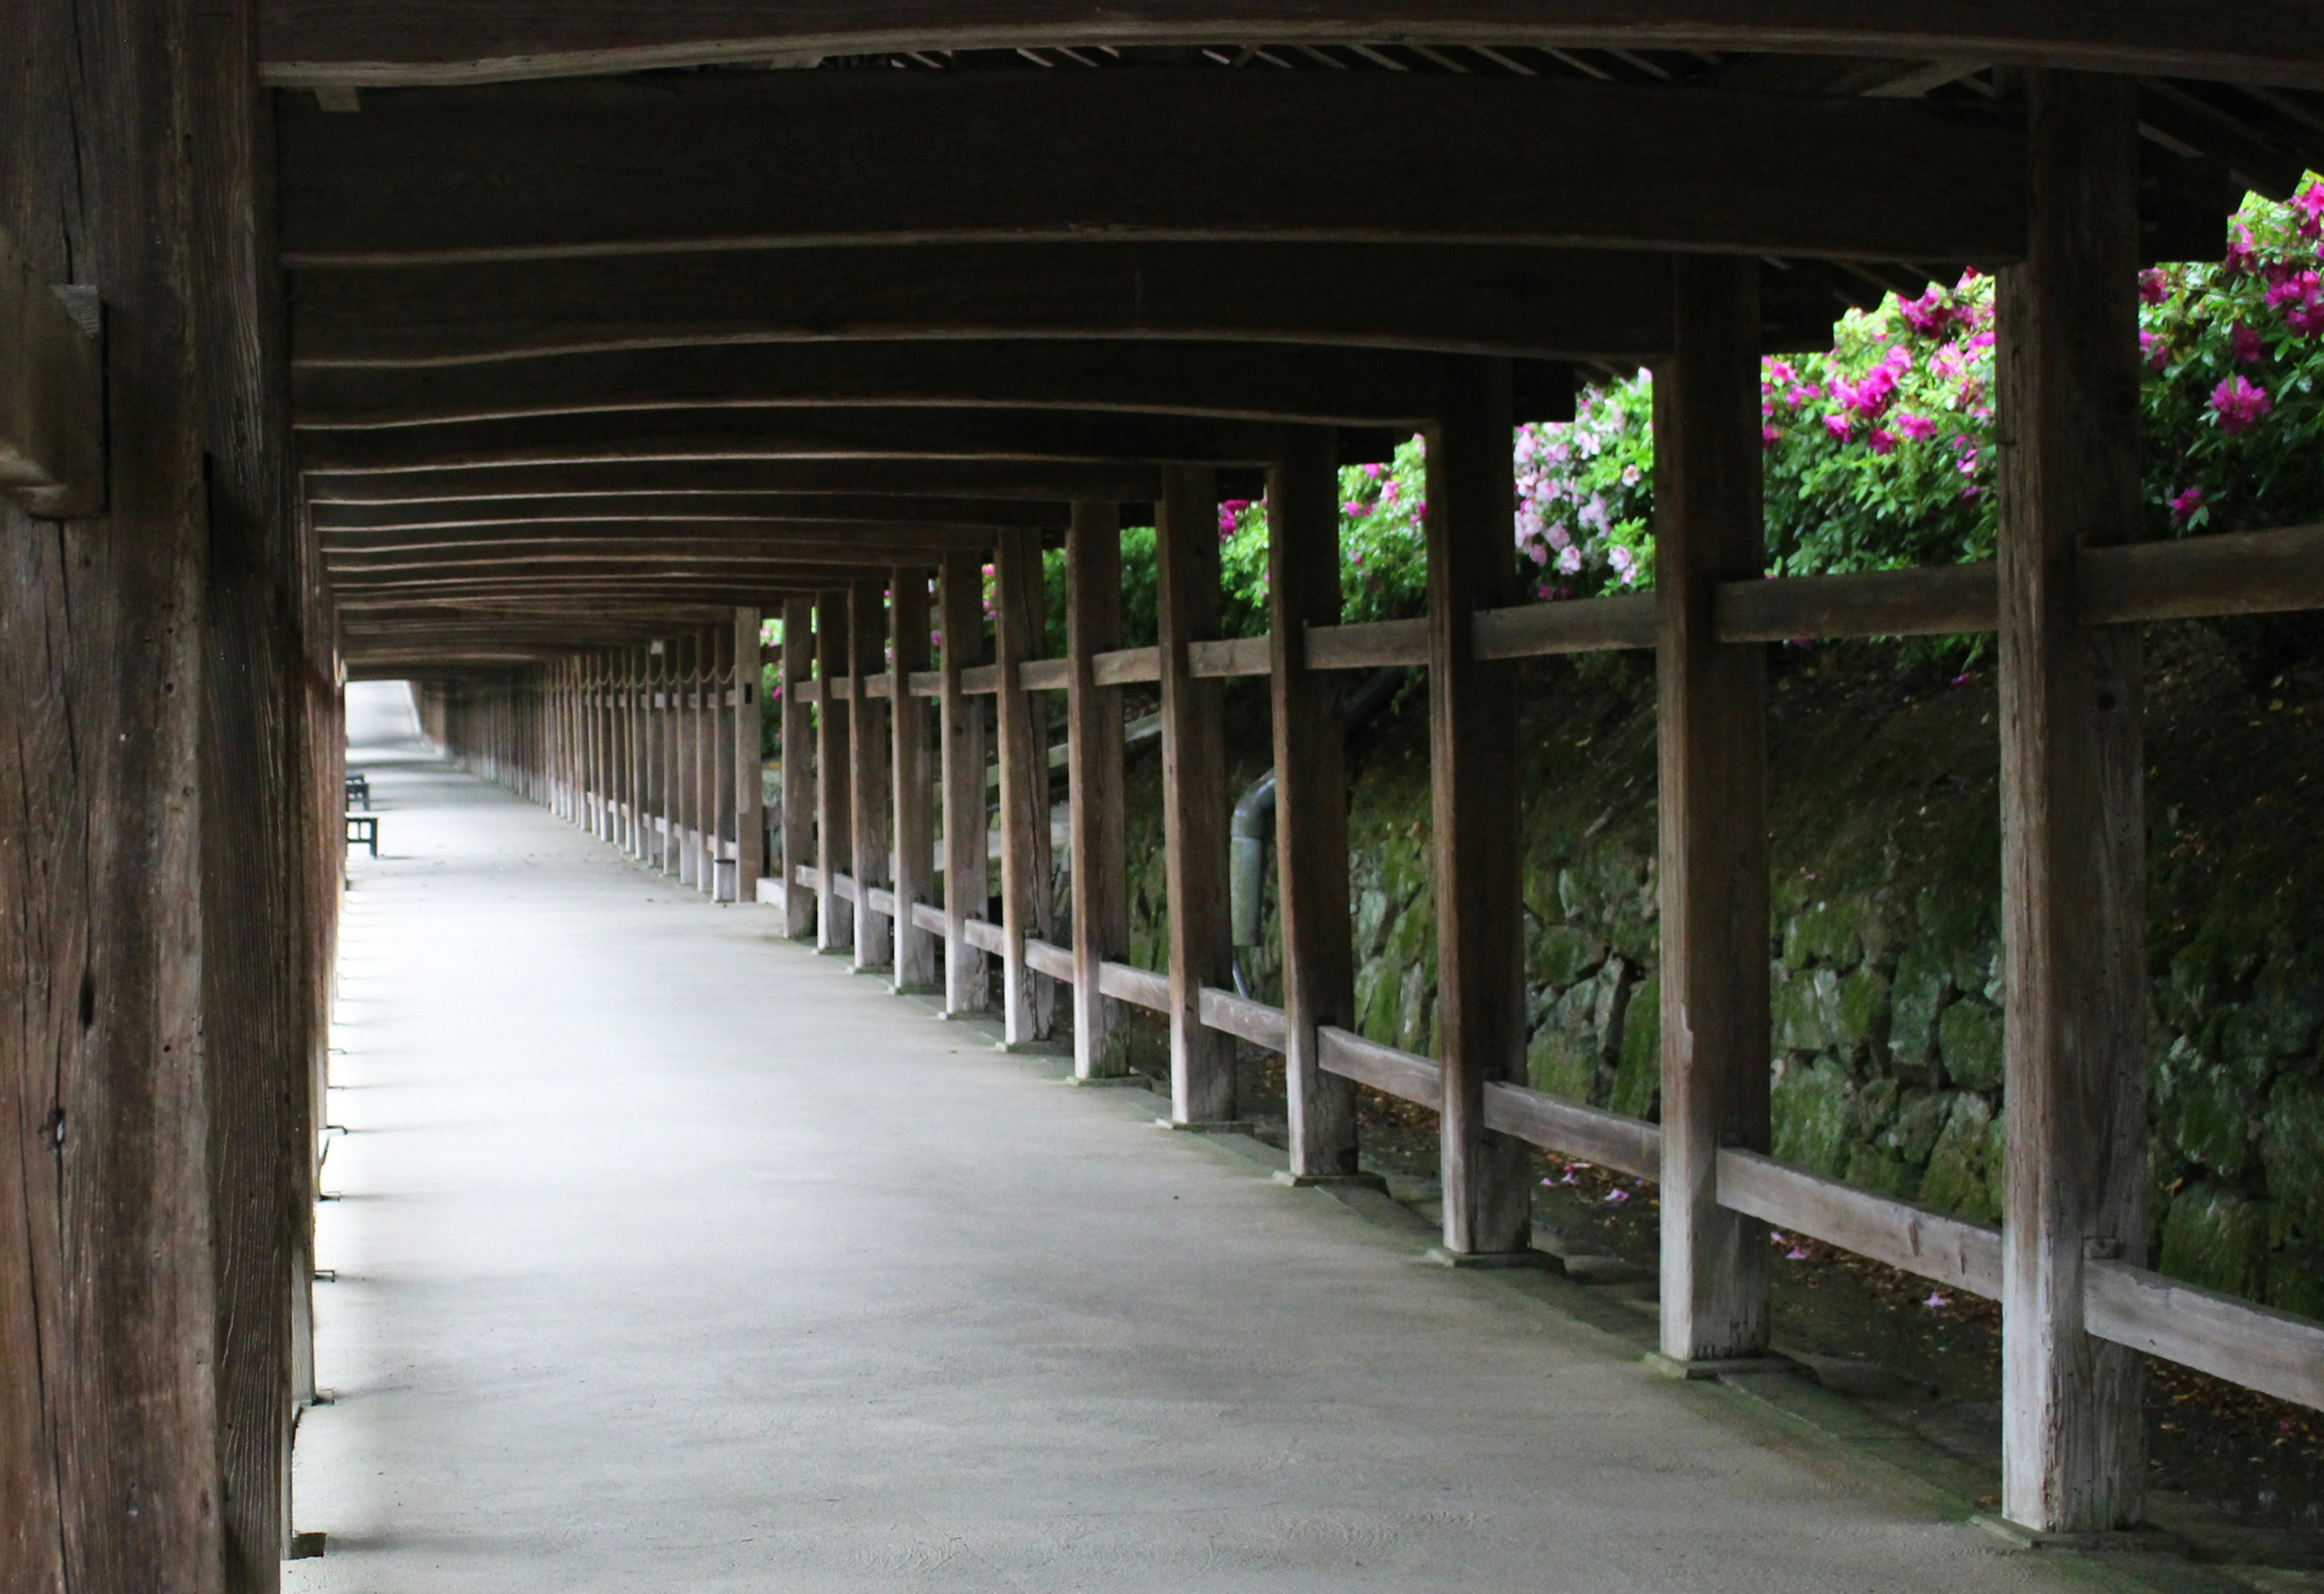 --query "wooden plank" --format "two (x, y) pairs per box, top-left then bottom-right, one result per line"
(1717, 1148), (2003, 1298)
(958, 664), (1001, 696)
(307, 458), (1163, 506)
(828, 675), (855, 702)
(1473, 593), (1656, 657)
(905, 669), (942, 697)
(849, 582), (894, 968)
(831, 871), (859, 903)
(1269, 424), (1361, 1180)
(1317, 1027), (1442, 1110)
(1187, 636), (1270, 679)
(313, 490), (1069, 532)
(1065, 501), (1132, 1080)
(1017, 657), (1069, 692)
(1097, 960), (1171, 1014)
(793, 863), (822, 891)
(865, 884), (897, 917)
(910, 901), (946, 936)
(1023, 937), (1077, 983)
(959, 916), (1008, 958)
(1716, 563), (1998, 642)
(0, 222), (103, 516)
(2084, 1262), (2324, 1414)
(290, 243), (1673, 369)
(794, 679), (822, 705)
(1198, 987), (1289, 1054)
(939, 550), (991, 1015)
(2080, 521), (2324, 623)
(1306, 616), (1429, 671)
(1485, 1082), (1663, 1182)
(1656, 254), (1774, 1363)
(1994, 71), (2150, 1535)
(278, 73), (2025, 265)
(993, 527), (1055, 1044)
(1428, 357), (1531, 1257)
(814, 591), (853, 952)
(258, 5), (2324, 91)
(1092, 646), (1161, 687)
(1157, 465), (1238, 1125)
(889, 568), (938, 990)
